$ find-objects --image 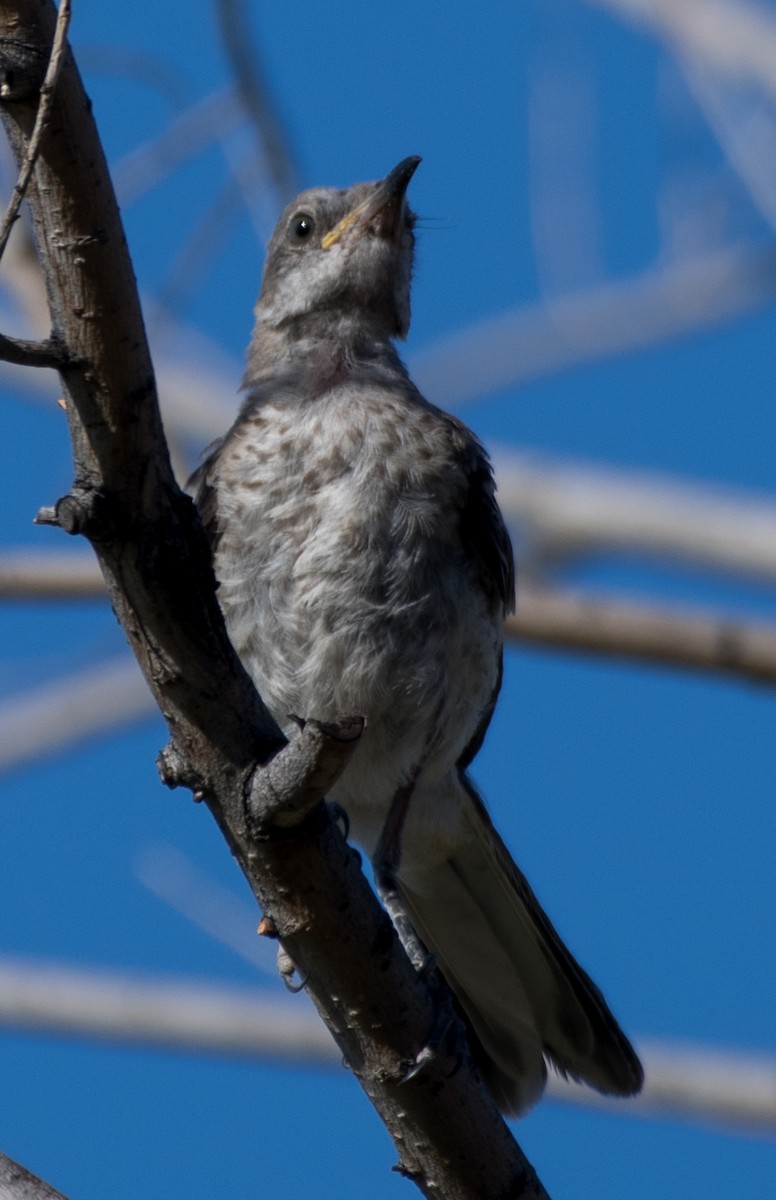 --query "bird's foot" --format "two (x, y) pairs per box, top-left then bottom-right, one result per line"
(277, 944), (307, 993)
(374, 859), (428, 973)
(401, 970), (462, 1085)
